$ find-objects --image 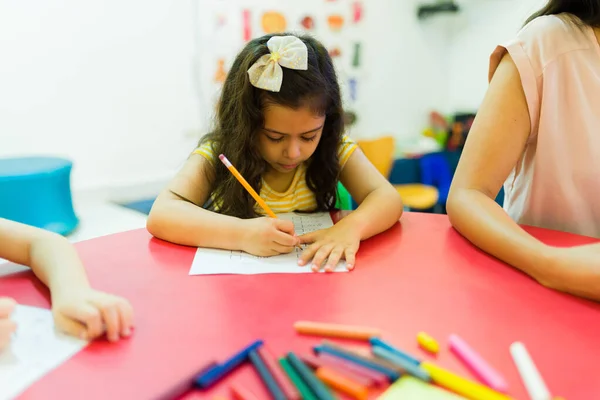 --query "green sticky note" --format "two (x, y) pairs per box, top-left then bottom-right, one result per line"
(379, 376), (466, 399)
